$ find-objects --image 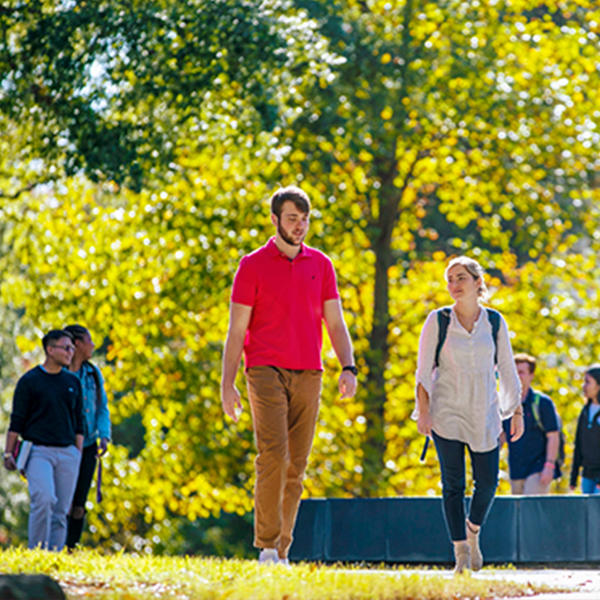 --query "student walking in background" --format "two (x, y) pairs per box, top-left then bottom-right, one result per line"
(3, 330), (84, 550)
(414, 256), (523, 573)
(570, 365), (600, 494)
(221, 186), (357, 564)
(64, 324), (111, 549)
(502, 353), (561, 494)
